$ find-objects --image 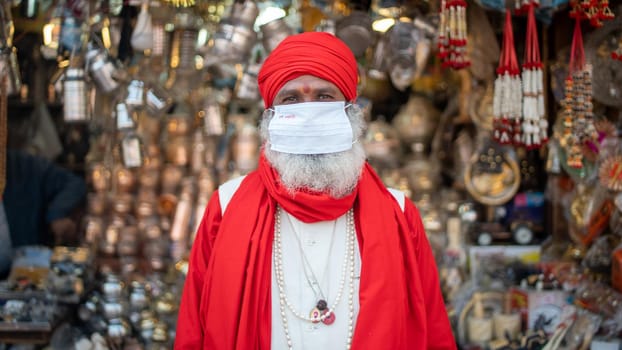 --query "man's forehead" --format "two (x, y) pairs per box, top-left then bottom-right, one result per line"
(277, 75), (340, 92)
